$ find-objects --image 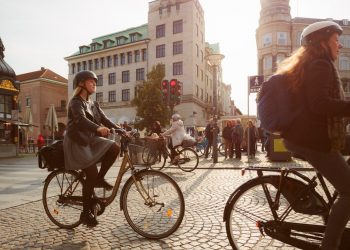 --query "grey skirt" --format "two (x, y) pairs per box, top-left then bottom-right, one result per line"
(64, 134), (115, 170)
